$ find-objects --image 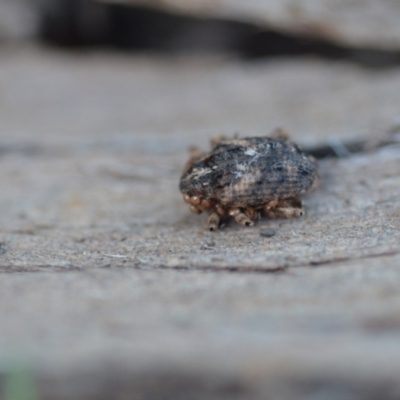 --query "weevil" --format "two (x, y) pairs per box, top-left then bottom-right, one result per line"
(179, 129), (319, 231)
